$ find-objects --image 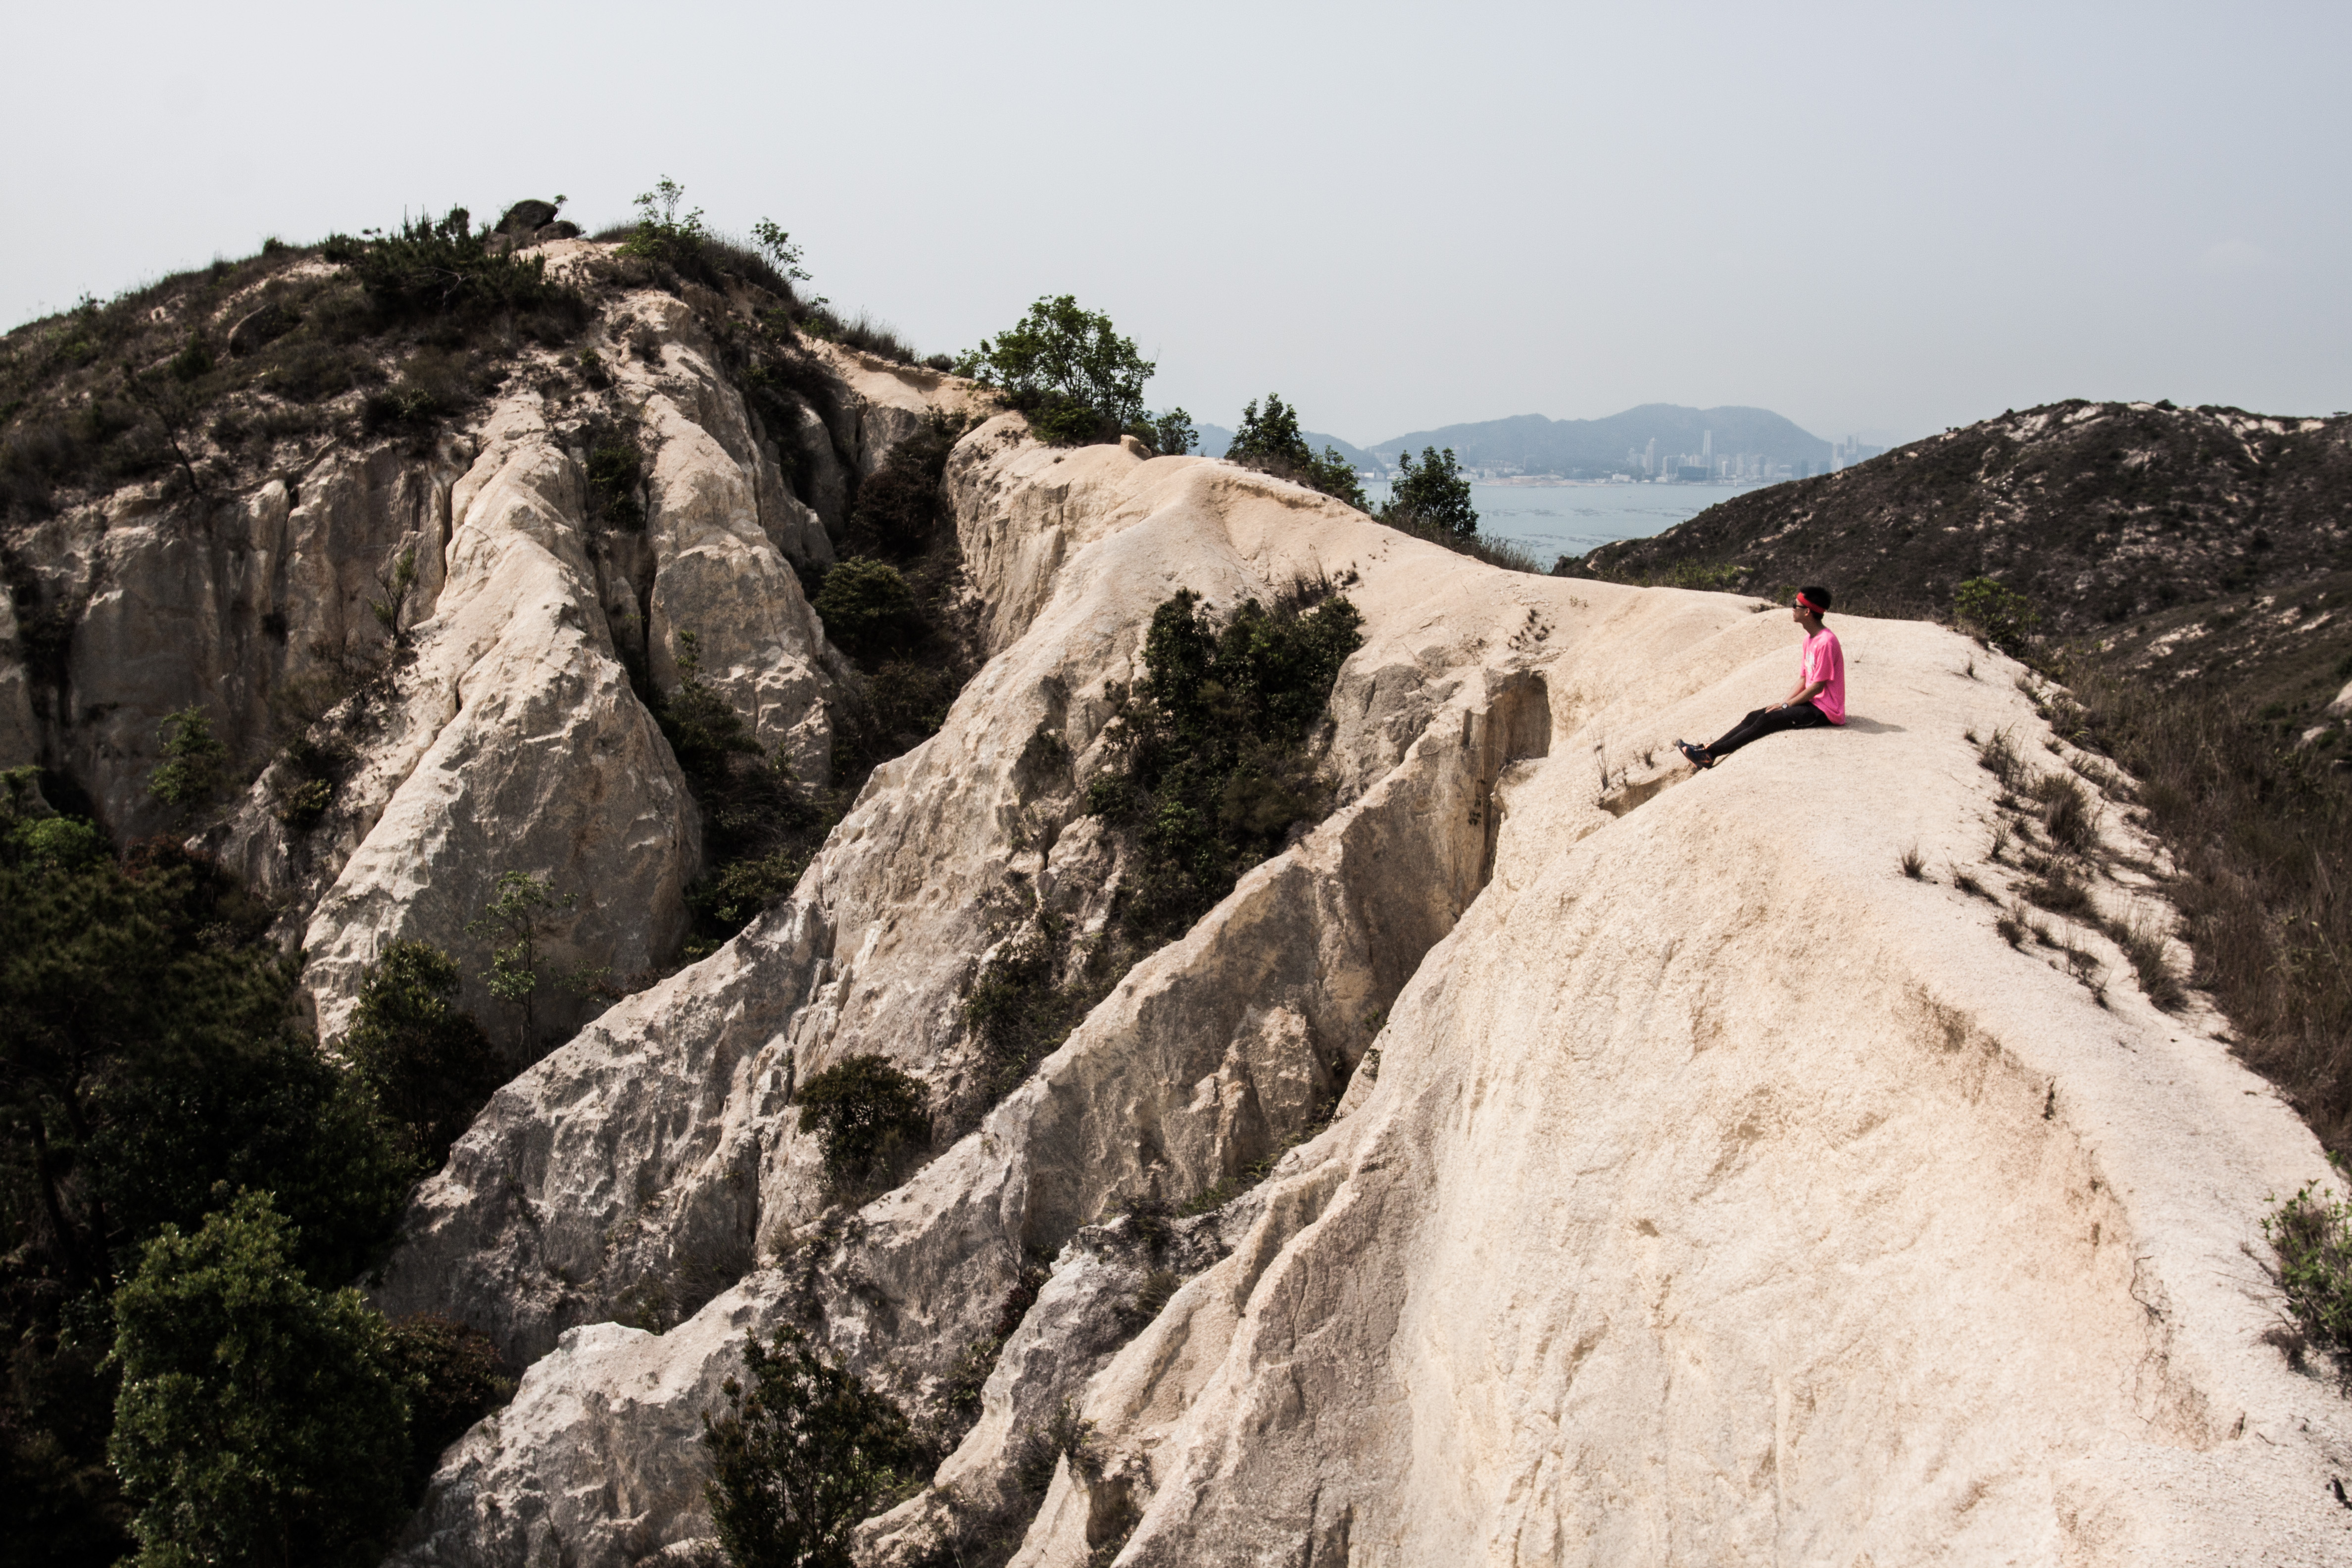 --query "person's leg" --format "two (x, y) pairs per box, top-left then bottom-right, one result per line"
(1707, 702), (1827, 759)
(1704, 706), (1780, 758)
